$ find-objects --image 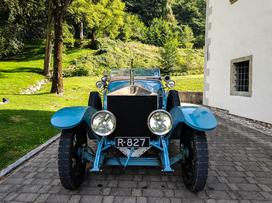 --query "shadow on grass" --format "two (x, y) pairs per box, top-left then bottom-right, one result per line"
(0, 67), (42, 74)
(4, 43), (45, 61)
(0, 109), (58, 170)
(0, 72), (7, 78)
(65, 47), (82, 55)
